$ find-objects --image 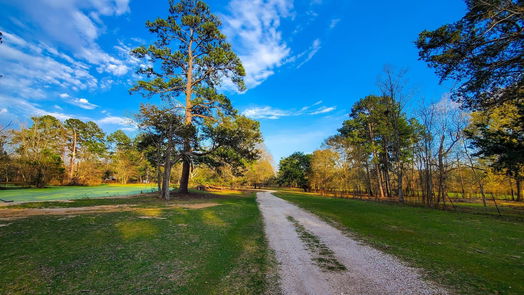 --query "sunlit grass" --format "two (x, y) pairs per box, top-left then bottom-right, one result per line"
(0, 192), (272, 295)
